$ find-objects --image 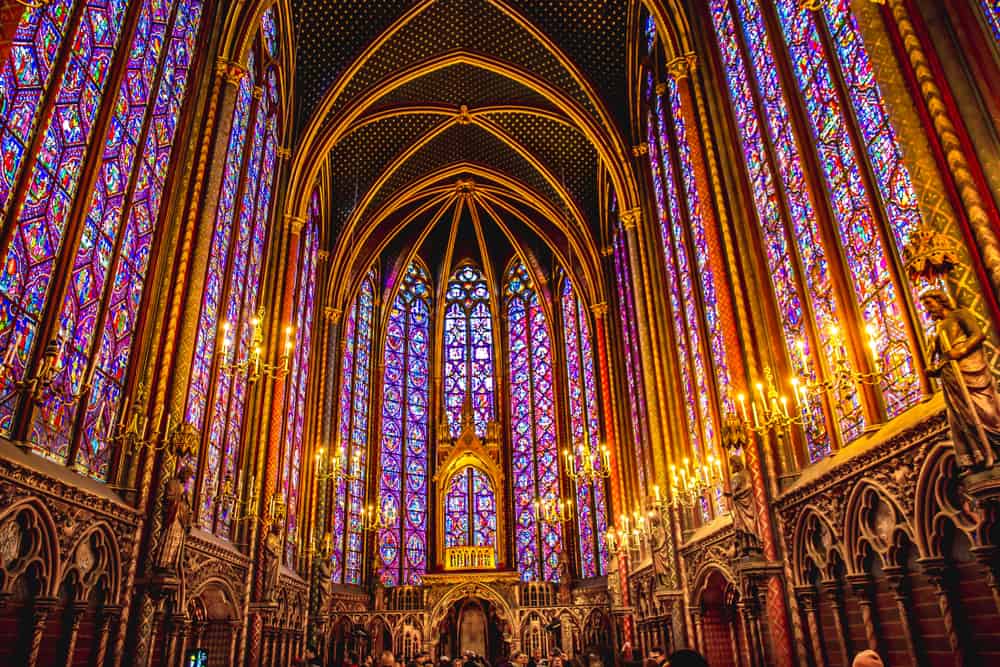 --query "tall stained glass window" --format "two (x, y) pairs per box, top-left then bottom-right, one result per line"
(443, 264), (495, 436)
(187, 14), (283, 536)
(701, 0), (925, 455)
(505, 261), (562, 582)
(444, 466), (497, 549)
(560, 278), (608, 578)
(377, 262), (431, 586)
(612, 218), (649, 493)
(330, 271), (375, 584)
(282, 191), (320, 566)
(0, 0), (204, 476)
(646, 85), (723, 503)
